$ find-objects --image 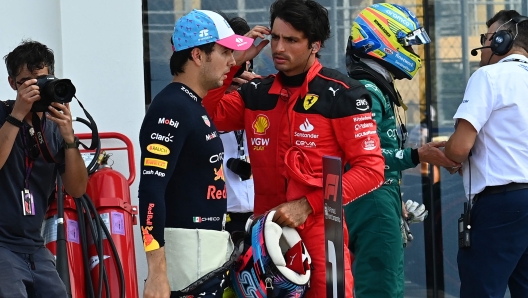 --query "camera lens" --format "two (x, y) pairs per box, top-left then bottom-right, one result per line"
(54, 82), (68, 98)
